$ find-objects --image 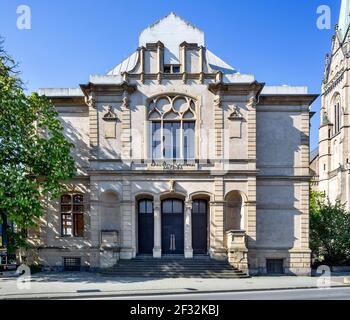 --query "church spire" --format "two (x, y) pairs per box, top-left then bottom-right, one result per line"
(338, 0), (350, 42)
